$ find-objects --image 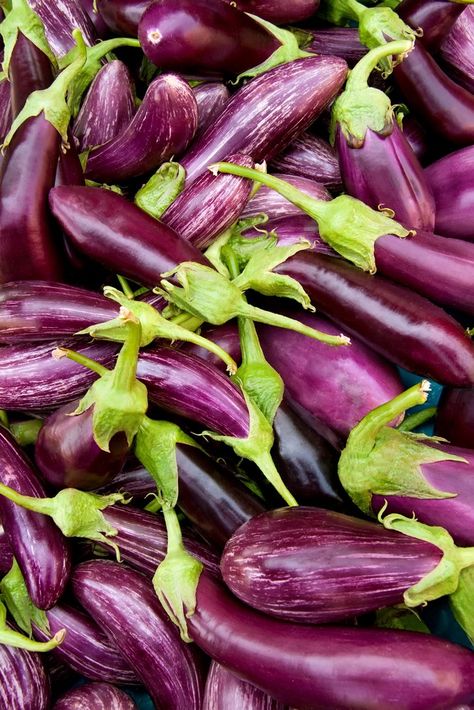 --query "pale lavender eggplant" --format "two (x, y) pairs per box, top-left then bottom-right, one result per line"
(0, 520), (13, 573)
(241, 173), (331, 221)
(72, 560), (205, 708)
(226, 0), (319, 24)
(193, 83), (230, 135)
(54, 684), (137, 710)
(306, 27), (366, 64)
(435, 386), (474, 449)
(27, 0), (97, 56)
(440, 7), (474, 94)
(181, 55), (348, 185)
(269, 131), (342, 190)
(425, 145), (474, 242)
(85, 74), (198, 182)
(161, 153), (254, 249)
(258, 310), (403, 449)
(336, 122), (436, 231)
(203, 661), (284, 710)
(221, 507), (442, 624)
(73, 61), (135, 152)
(0, 644), (50, 710)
